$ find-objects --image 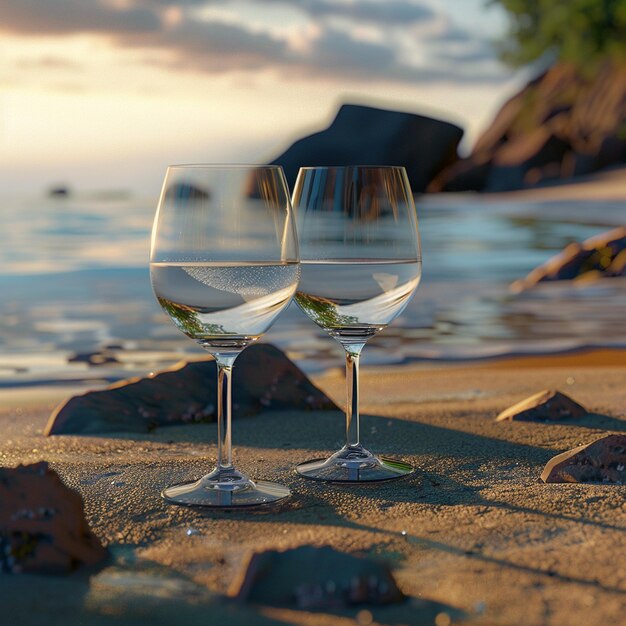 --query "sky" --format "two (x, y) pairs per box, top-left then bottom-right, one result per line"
(0, 0), (528, 195)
